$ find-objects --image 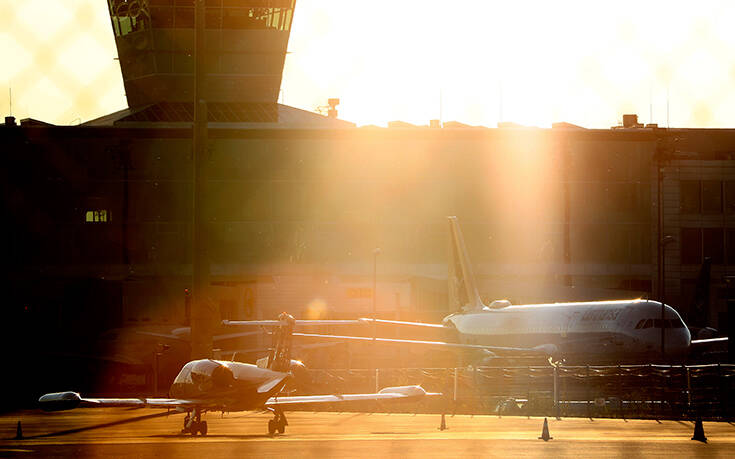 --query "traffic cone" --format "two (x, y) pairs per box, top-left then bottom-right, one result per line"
(438, 413), (448, 431)
(14, 421), (22, 440)
(538, 417), (553, 441)
(691, 418), (707, 443)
